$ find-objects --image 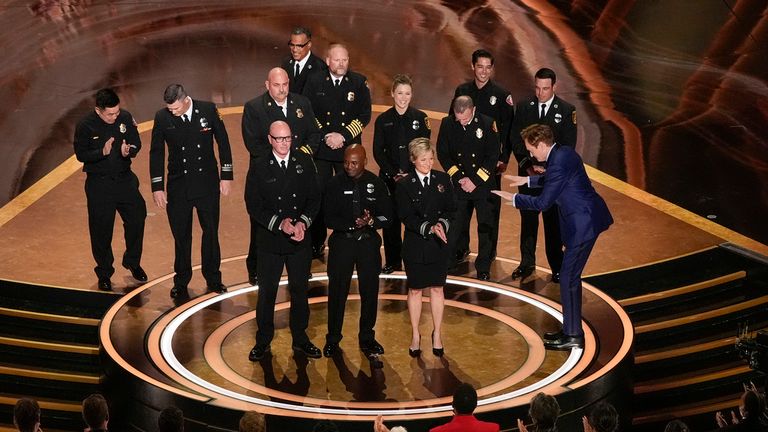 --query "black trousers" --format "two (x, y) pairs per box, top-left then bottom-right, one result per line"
(85, 171), (146, 281)
(381, 178), (402, 267)
(449, 196), (494, 272)
(246, 215), (259, 276)
(325, 231), (382, 345)
(255, 246), (312, 346)
(311, 159), (343, 252)
(489, 173), (503, 257)
(166, 189), (221, 288)
(518, 205), (563, 274)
